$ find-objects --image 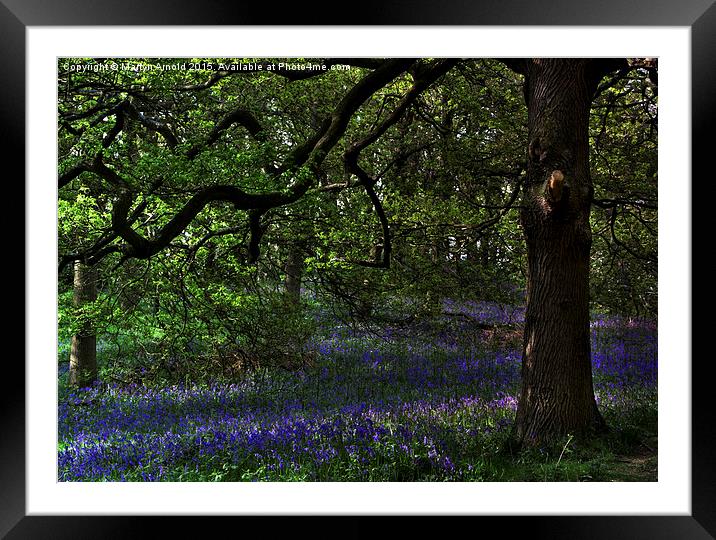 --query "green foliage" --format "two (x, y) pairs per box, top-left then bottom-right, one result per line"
(57, 57), (656, 386)
(589, 68), (657, 317)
